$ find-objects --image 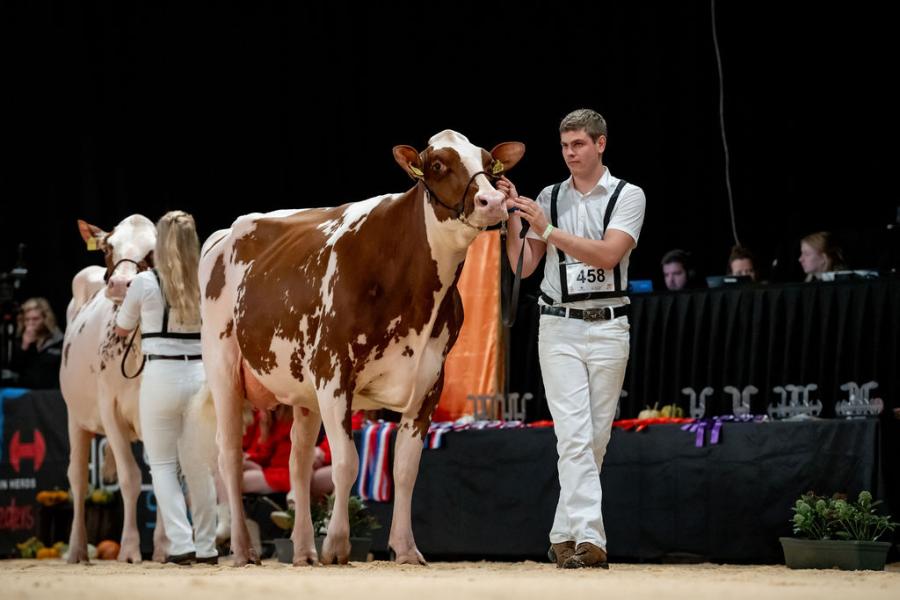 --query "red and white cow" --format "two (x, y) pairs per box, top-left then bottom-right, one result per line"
(61, 215), (217, 563)
(200, 130), (524, 566)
